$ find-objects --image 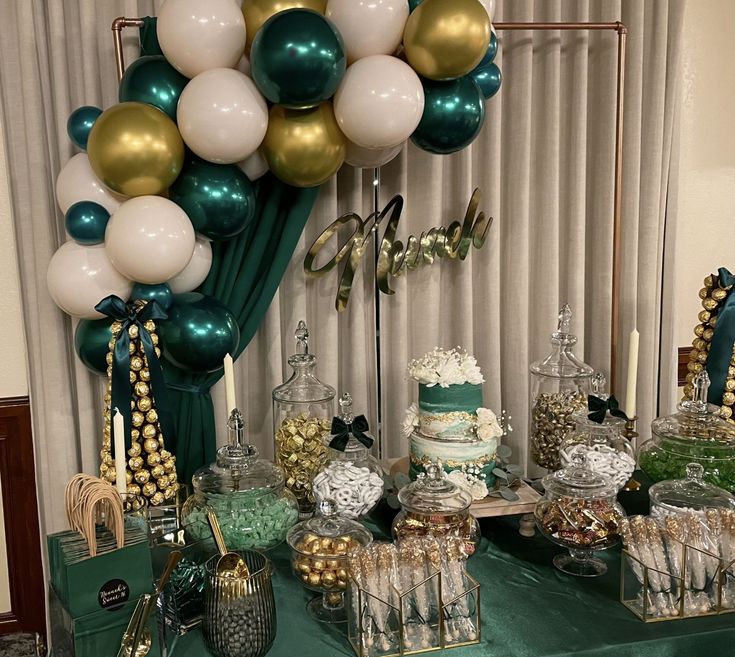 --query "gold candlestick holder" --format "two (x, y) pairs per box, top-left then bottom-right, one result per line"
(622, 416), (641, 491)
